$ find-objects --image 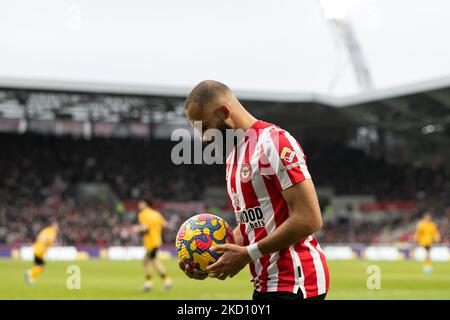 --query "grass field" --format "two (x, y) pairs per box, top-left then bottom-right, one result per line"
(1, 259), (449, 300)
